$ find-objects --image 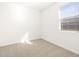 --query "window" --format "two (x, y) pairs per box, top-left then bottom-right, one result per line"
(61, 2), (79, 31)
